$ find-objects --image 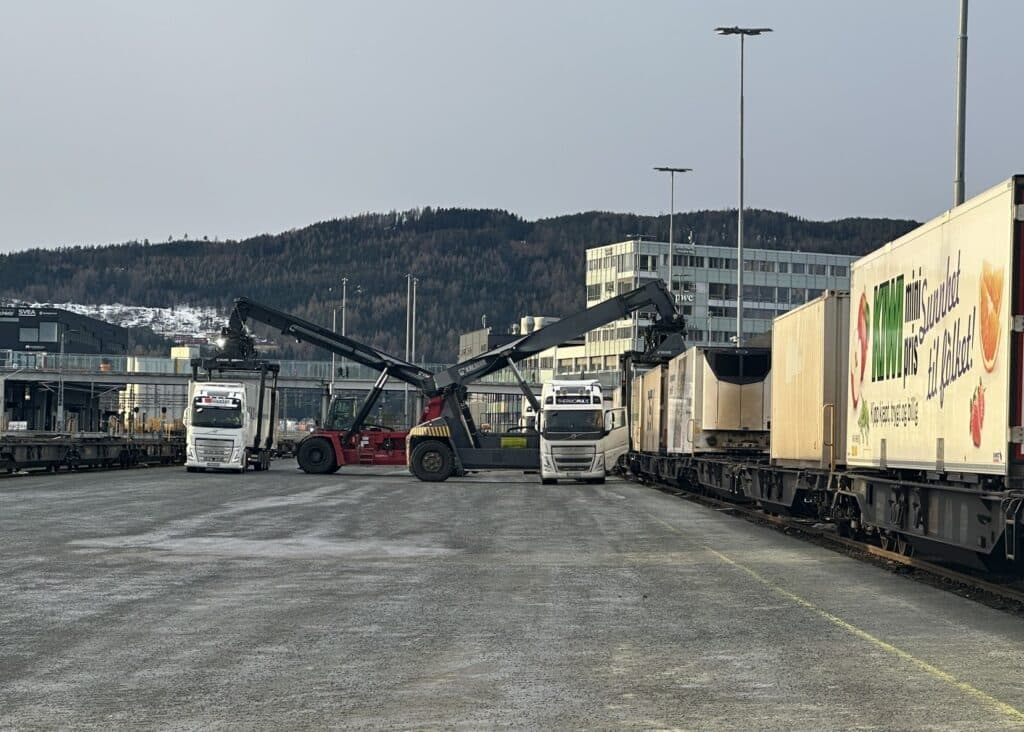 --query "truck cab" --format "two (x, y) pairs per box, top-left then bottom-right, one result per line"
(539, 379), (628, 485)
(184, 380), (276, 473)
